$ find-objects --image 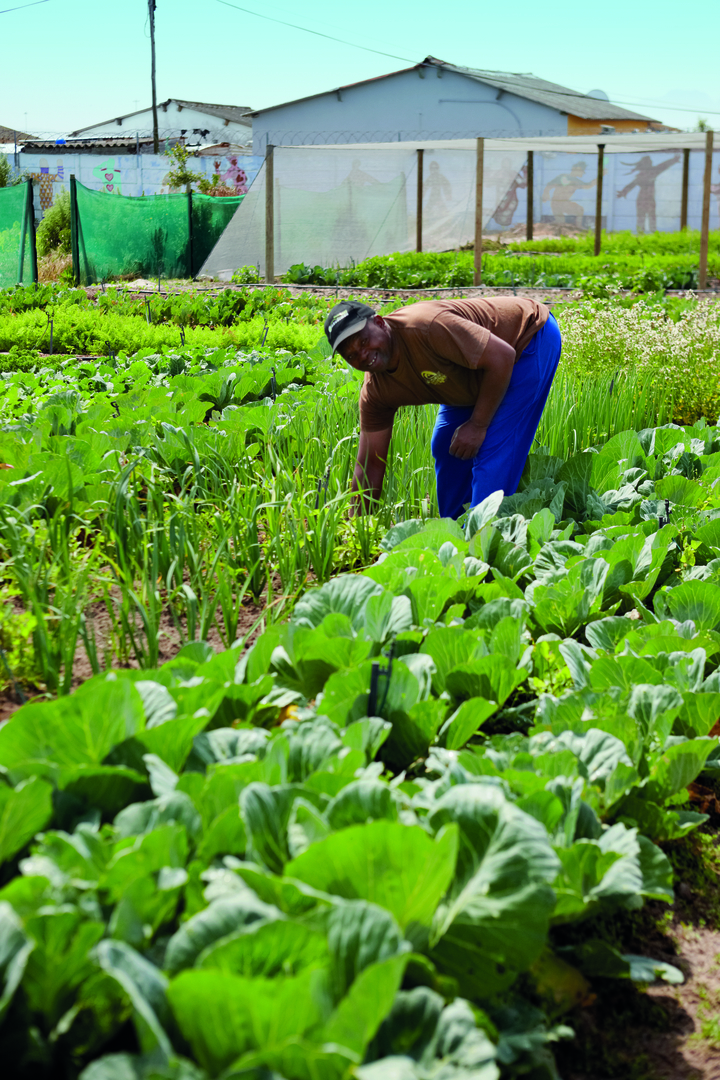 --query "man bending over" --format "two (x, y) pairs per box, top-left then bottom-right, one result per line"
(324, 296), (561, 519)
